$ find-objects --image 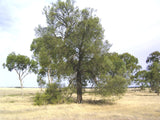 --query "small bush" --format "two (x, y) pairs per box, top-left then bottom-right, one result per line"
(34, 92), (48, 105)
(34, 83), (74, 105)
(46, 83), (63, 104)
